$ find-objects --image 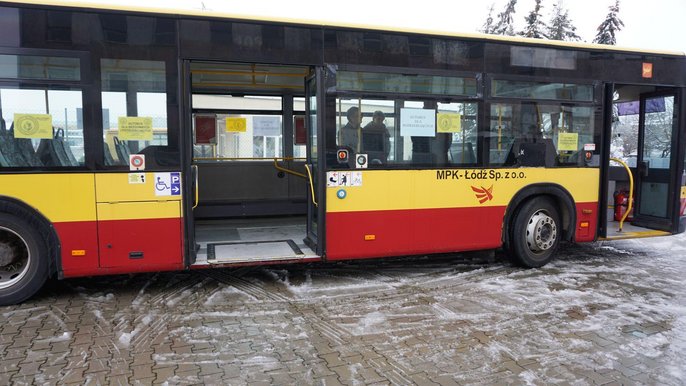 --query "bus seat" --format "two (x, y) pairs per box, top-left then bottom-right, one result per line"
(113, 136), (130, 164)
(54, 128), (79, 166)
(0, 131), (29, 166)
(8, 124), (42, 167)
(449, 142), (475, 164)
(103, 142), (116, 165)
(0, 139), (10, 167)
(137, 145), (179, 167)
(506, 137), (556, 167)
(36, 127), (69, 166)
